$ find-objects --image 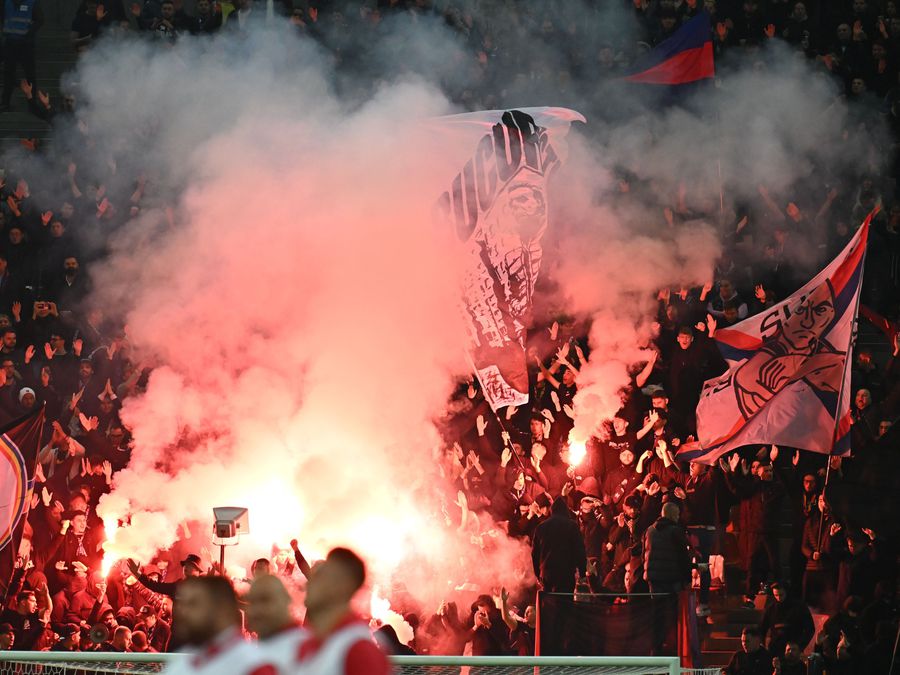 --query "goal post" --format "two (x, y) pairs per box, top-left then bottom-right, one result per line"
(0, 652), (686, 675)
